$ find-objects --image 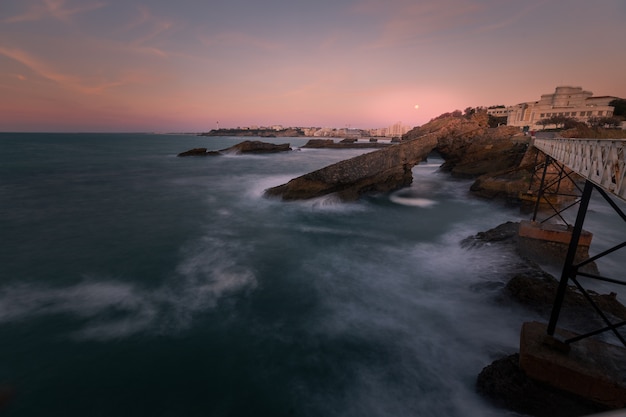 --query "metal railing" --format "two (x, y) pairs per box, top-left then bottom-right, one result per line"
(533, 138), (626, 202)
(530, 137), (626, 347)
